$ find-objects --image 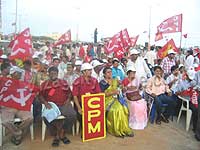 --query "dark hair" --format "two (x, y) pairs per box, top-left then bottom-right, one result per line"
(187, 50), (193, 55)
(121, 58), (127, 63)
(53, 57), (60, 62)
(171, 65), (178, 73)
(23, 60), (32, 66)
(112, 59), (119, 64)
(103, 67), (111, 74)
(0, 63), (10, 71)
(153, 66), (162, 72)
(48, 66), (58, 73)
